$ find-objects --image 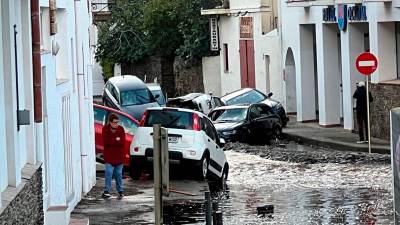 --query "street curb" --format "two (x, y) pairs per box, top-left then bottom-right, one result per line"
(283, 132), (390, 155)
